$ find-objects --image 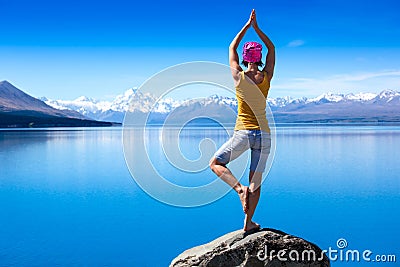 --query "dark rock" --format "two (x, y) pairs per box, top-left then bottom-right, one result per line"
(170, 228), (330, 267)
